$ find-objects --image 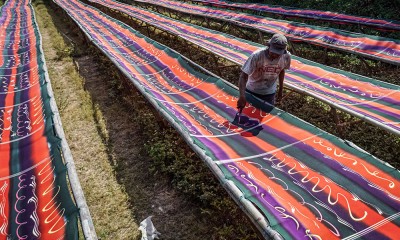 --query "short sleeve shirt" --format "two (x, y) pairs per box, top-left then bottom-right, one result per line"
(241, 48), (291, 95)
